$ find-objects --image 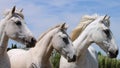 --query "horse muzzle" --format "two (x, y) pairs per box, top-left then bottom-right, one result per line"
(26, 37), (37, 48)
(68, 55), (76, 62)
(108, 50), (119, 58)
